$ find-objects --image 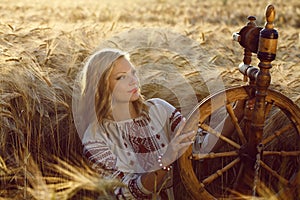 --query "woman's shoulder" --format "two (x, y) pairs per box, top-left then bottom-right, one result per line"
(146, 98), (176, 114)
(146, 98), (172, 106)
(82, 122), (105, 143)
